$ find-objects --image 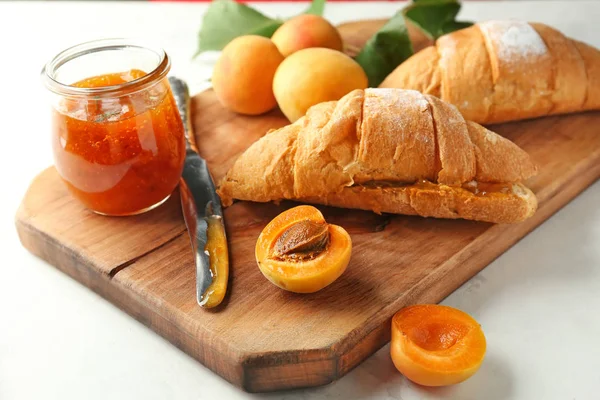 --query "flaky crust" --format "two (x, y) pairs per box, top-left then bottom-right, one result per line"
(379, 20), (600, 124)
(218, 88), (538, 223)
